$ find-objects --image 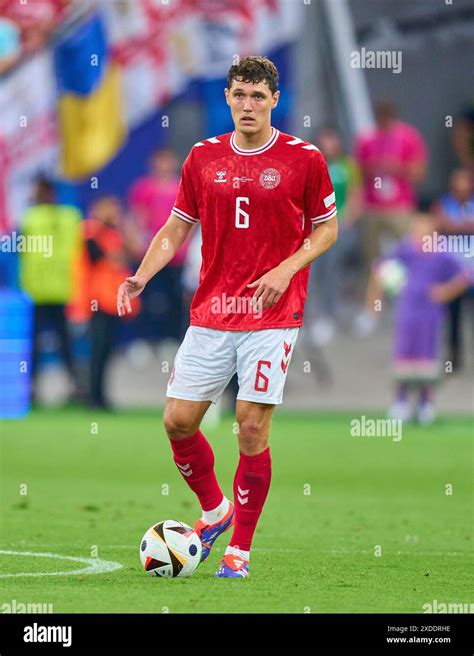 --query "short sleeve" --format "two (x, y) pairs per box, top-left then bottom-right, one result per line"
(304, 150), (337, 225)
(172, 151), (200, 224)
